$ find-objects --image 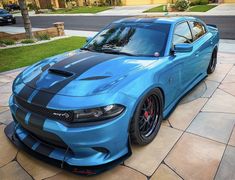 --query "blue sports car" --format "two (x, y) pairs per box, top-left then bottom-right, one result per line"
(5, 16), (219, 175)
